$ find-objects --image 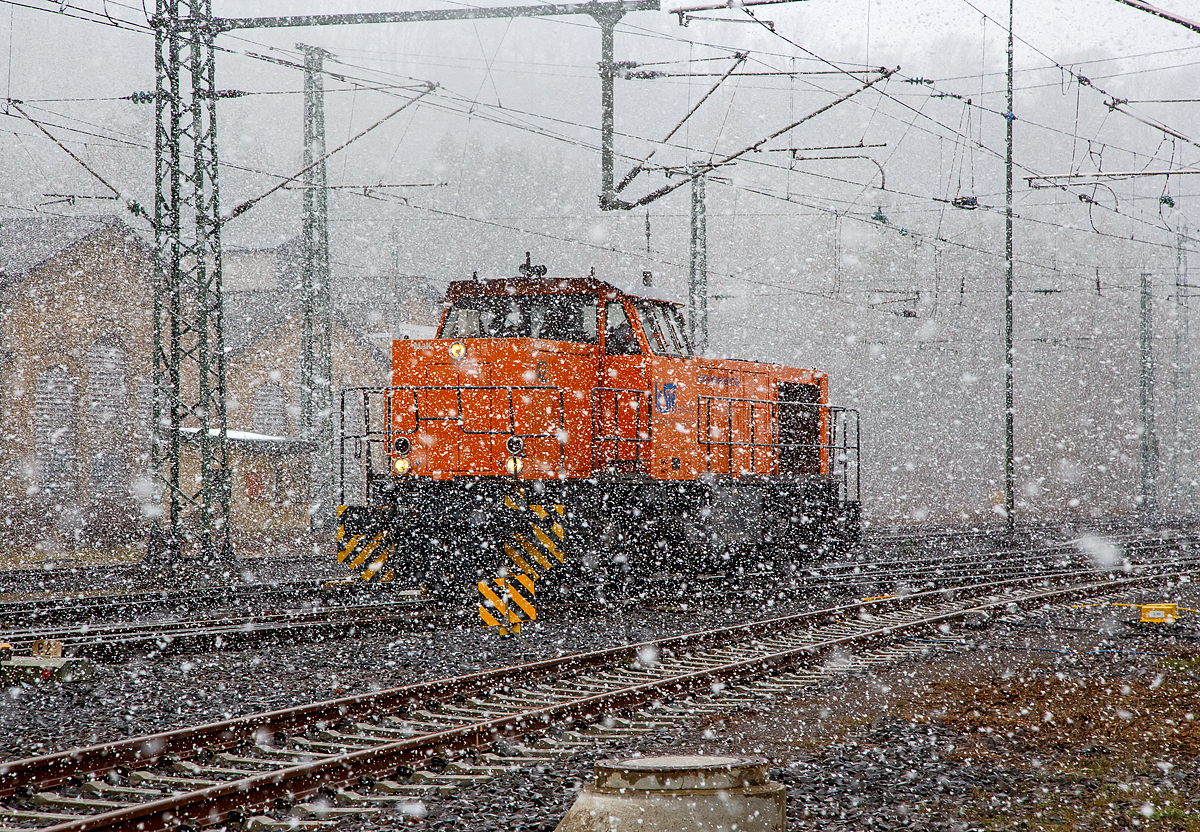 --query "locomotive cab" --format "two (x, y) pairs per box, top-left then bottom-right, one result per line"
(336, 261), (860, 591)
